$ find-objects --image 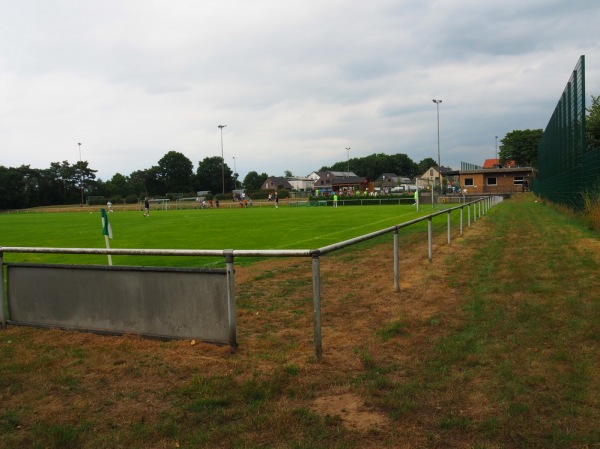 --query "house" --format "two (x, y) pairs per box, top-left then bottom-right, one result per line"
(457, 161), (535, 195)
(286, 176), (315, 192)
(312, 171), (368, 194)
(306, 171), (325, 182)
(373, 173), (401, 190)
(262, 177), (294, 191)
(417, 166), (454, 189)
